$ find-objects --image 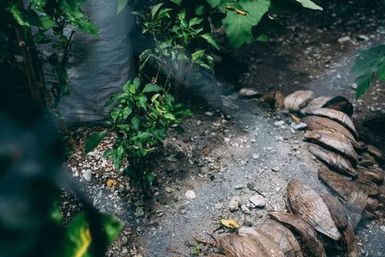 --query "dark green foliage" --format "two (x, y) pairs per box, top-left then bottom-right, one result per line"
(85, 78), (191, 184)
(352, 44), (385, 98)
